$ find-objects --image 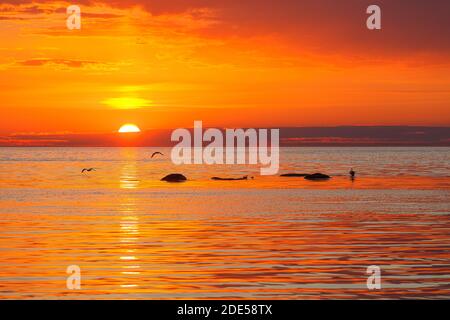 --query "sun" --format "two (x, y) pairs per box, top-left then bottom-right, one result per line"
(118, 124), (141, 133)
